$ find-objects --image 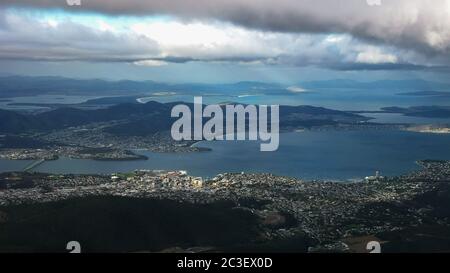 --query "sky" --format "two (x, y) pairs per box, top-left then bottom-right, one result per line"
(0, 0), (450, 83)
